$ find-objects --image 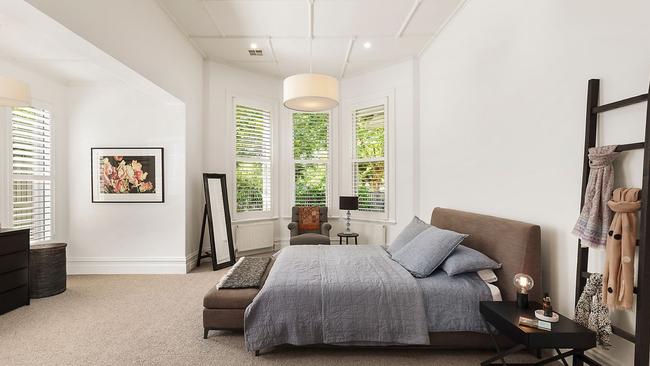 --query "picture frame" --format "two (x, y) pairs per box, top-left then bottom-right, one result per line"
(91, 147), (164, 203)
